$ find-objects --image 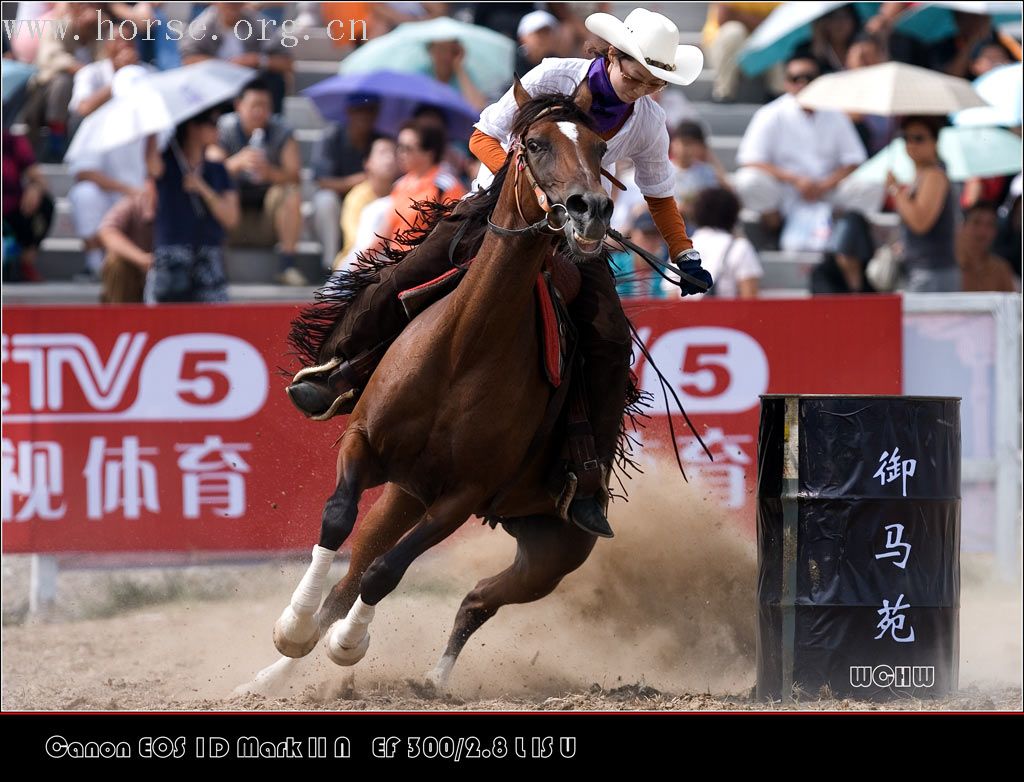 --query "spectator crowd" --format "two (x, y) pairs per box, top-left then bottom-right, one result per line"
(2, 1), (1021, 302)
